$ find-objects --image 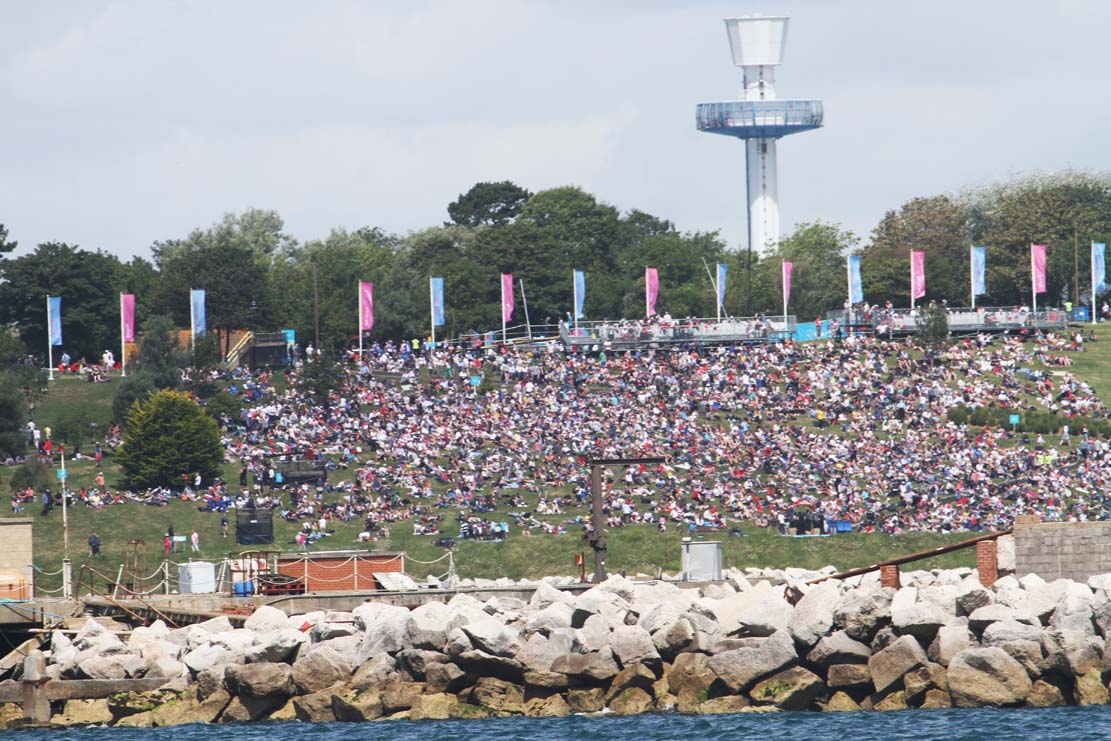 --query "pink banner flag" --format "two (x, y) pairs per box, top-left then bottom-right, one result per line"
(501, 273), (514, 323)
(121, 293), (136, 343)
(645, 267), (659, 317)
(359, 281), (374, 331)
(911, 251), (926, 300)
(1031, 243), (1047, 294)
(782, 261), (793, 309)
